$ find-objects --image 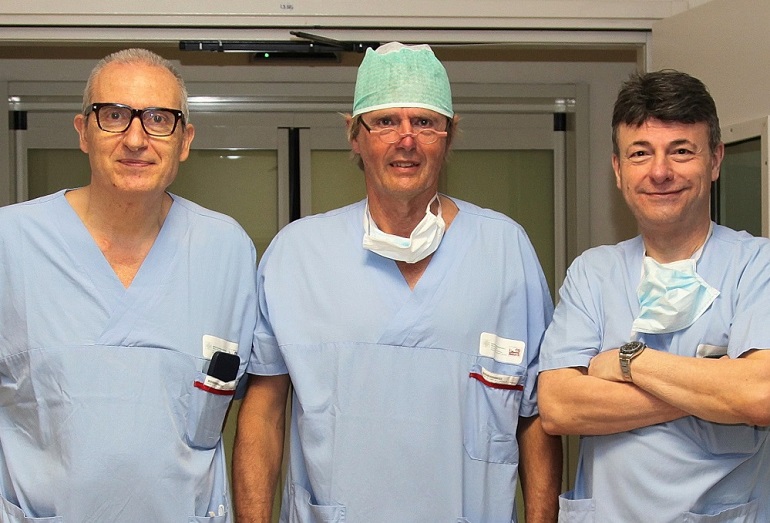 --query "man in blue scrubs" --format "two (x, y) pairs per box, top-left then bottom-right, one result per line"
(0, 49), (257, 522)
(234, 42), (561, 522)
(539, 70), (770, 522)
